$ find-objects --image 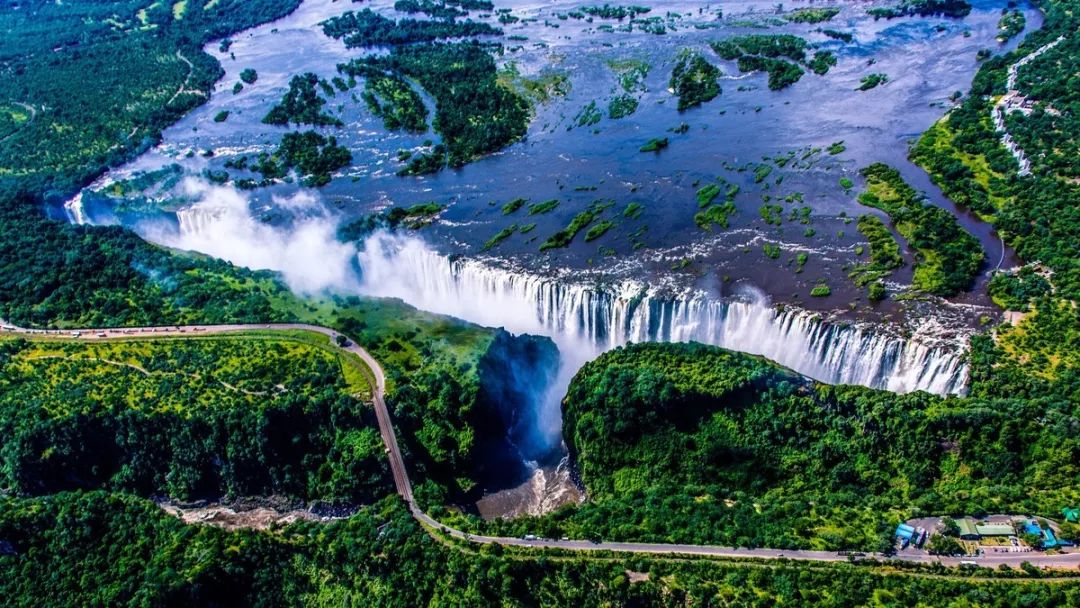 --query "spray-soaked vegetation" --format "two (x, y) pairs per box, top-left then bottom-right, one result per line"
(449, 342), (1080, 552)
